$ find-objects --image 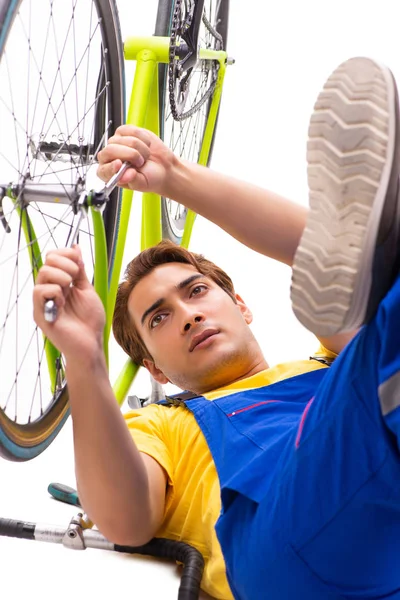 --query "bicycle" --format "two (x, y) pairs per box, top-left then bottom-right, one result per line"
(0, 0), (231, 461)
(0, 2), (231, 597)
